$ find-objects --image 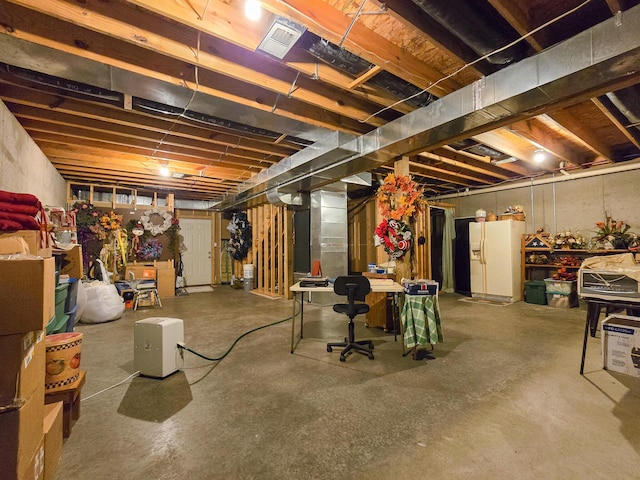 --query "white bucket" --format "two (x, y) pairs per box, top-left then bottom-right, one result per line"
(243, 264), (254, 279)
